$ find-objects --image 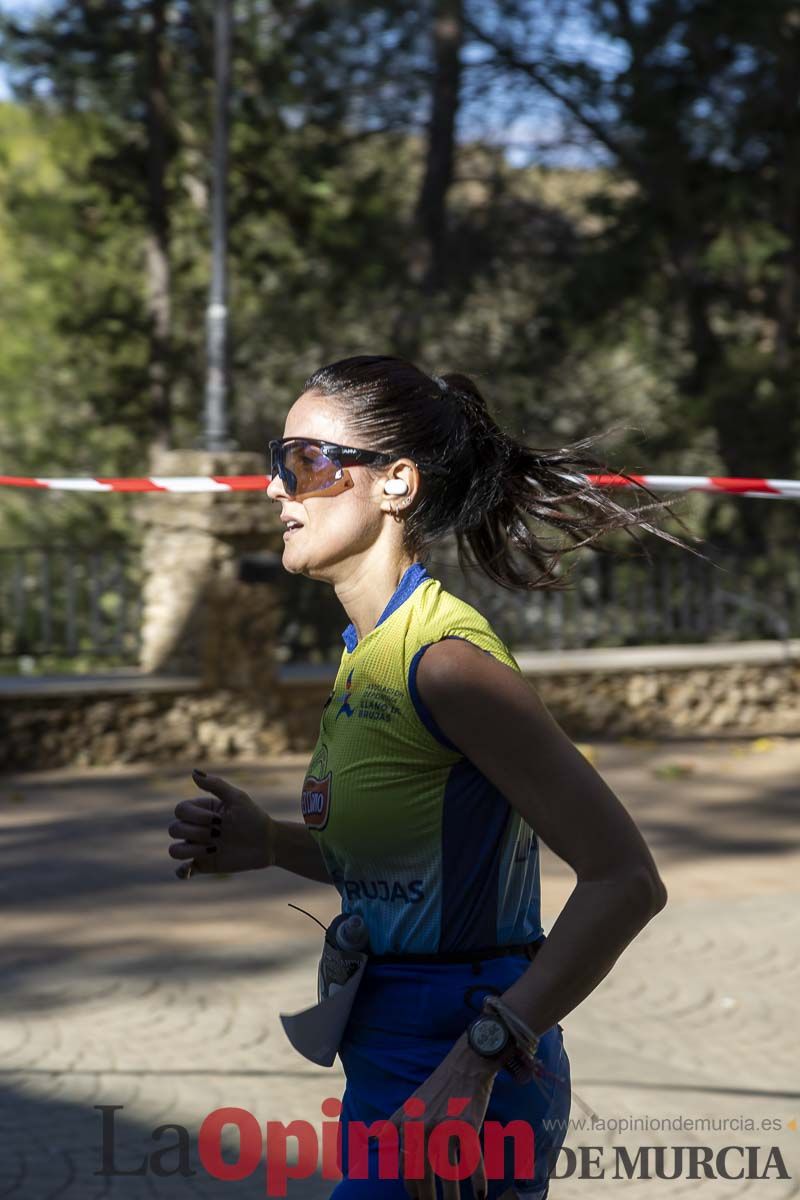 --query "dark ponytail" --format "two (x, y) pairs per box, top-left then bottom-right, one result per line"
(302, 354), (710, 592)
